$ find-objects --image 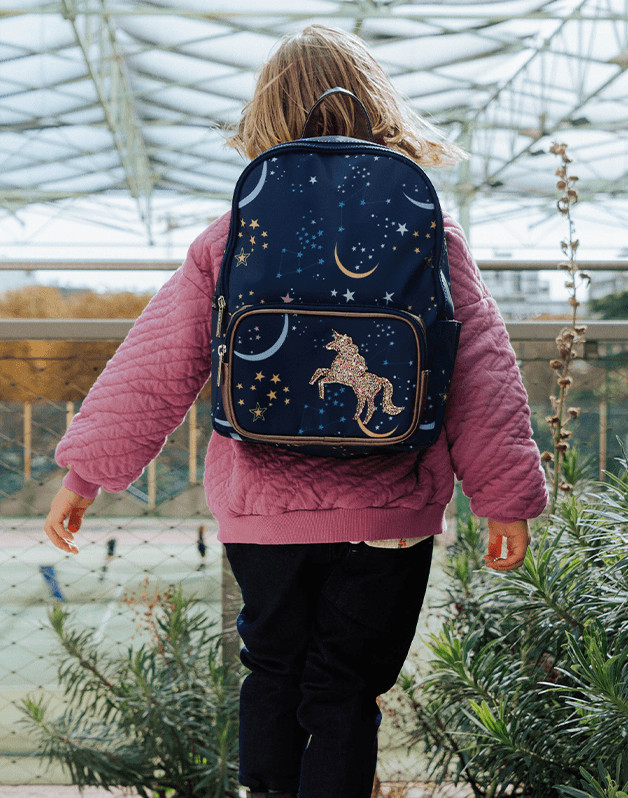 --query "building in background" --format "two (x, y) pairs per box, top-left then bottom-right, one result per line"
(481, 269), (564, 319)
